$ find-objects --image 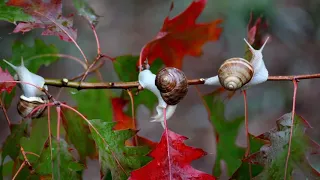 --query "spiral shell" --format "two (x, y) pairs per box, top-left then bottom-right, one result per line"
(17, 95), (48, 119)
(218, 58), (254, 91)
(155, 67), (188, 105)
